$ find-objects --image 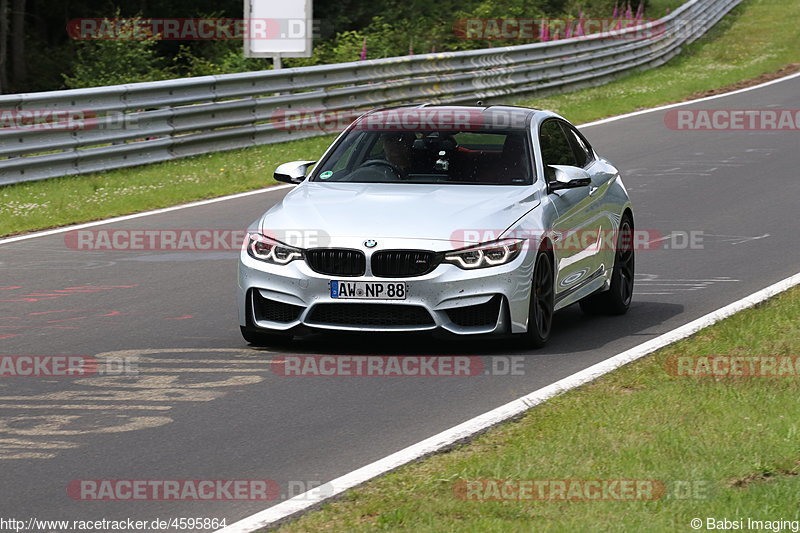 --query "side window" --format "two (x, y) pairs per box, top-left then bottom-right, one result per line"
(539, 120), (578, 179)
(563, 125), (593, 168)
